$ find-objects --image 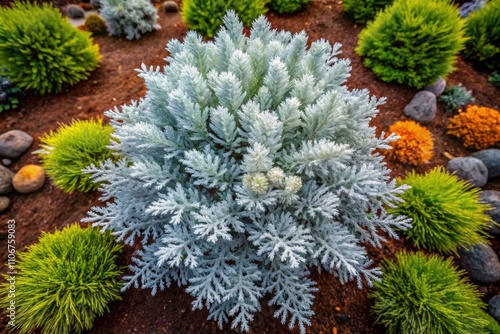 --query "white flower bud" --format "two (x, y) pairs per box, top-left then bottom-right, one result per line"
(266, 167), (285, 187)
(284, 175), (302, 194)
(243, 173), (269, 196)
